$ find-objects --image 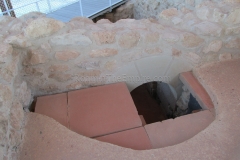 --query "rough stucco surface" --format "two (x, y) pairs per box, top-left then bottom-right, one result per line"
(19, 58), (240, 160)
